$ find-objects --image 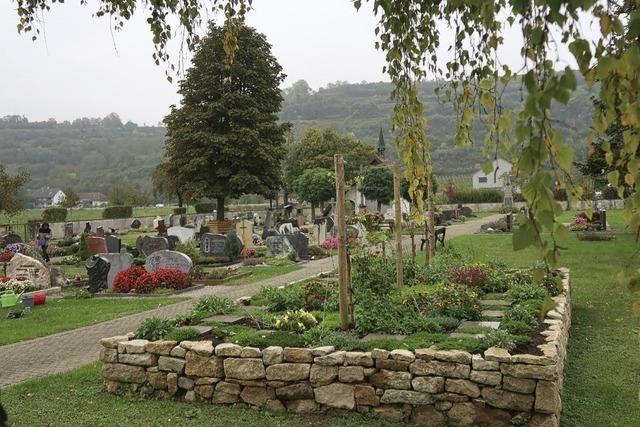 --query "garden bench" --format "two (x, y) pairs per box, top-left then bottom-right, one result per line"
(420, 226), (446, 250)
